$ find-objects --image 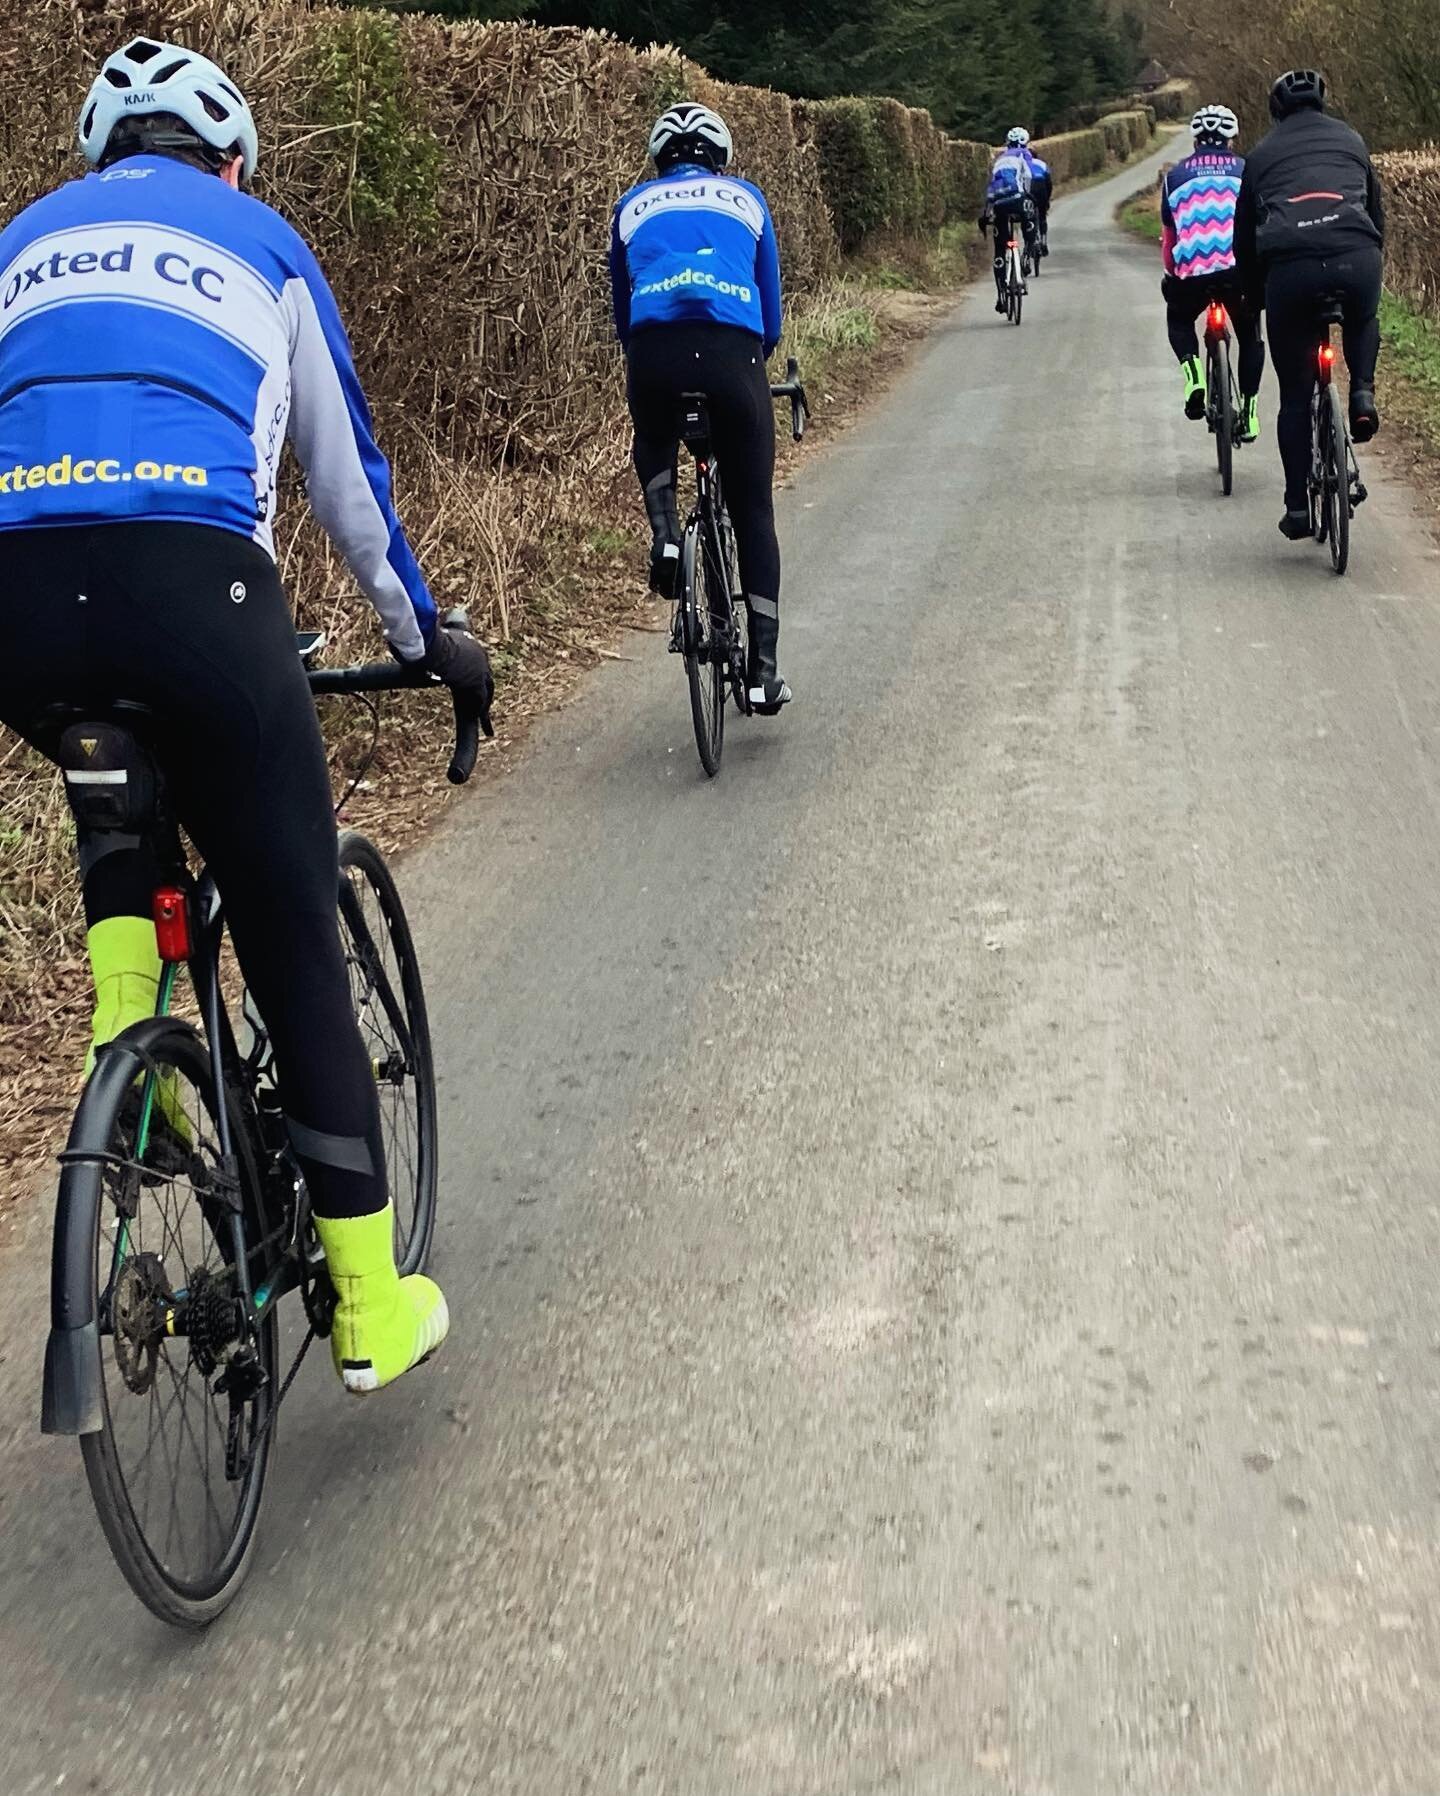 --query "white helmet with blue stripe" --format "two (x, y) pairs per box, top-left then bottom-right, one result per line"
(79, 38), (259, 180)
(1006, 127), (1031, 148)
